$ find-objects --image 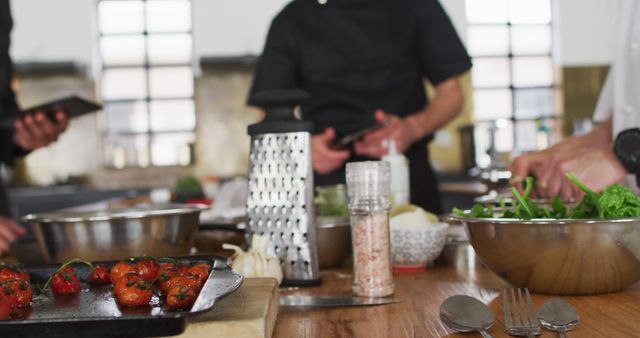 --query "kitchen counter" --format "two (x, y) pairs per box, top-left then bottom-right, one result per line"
(274, 264), (640, 337)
